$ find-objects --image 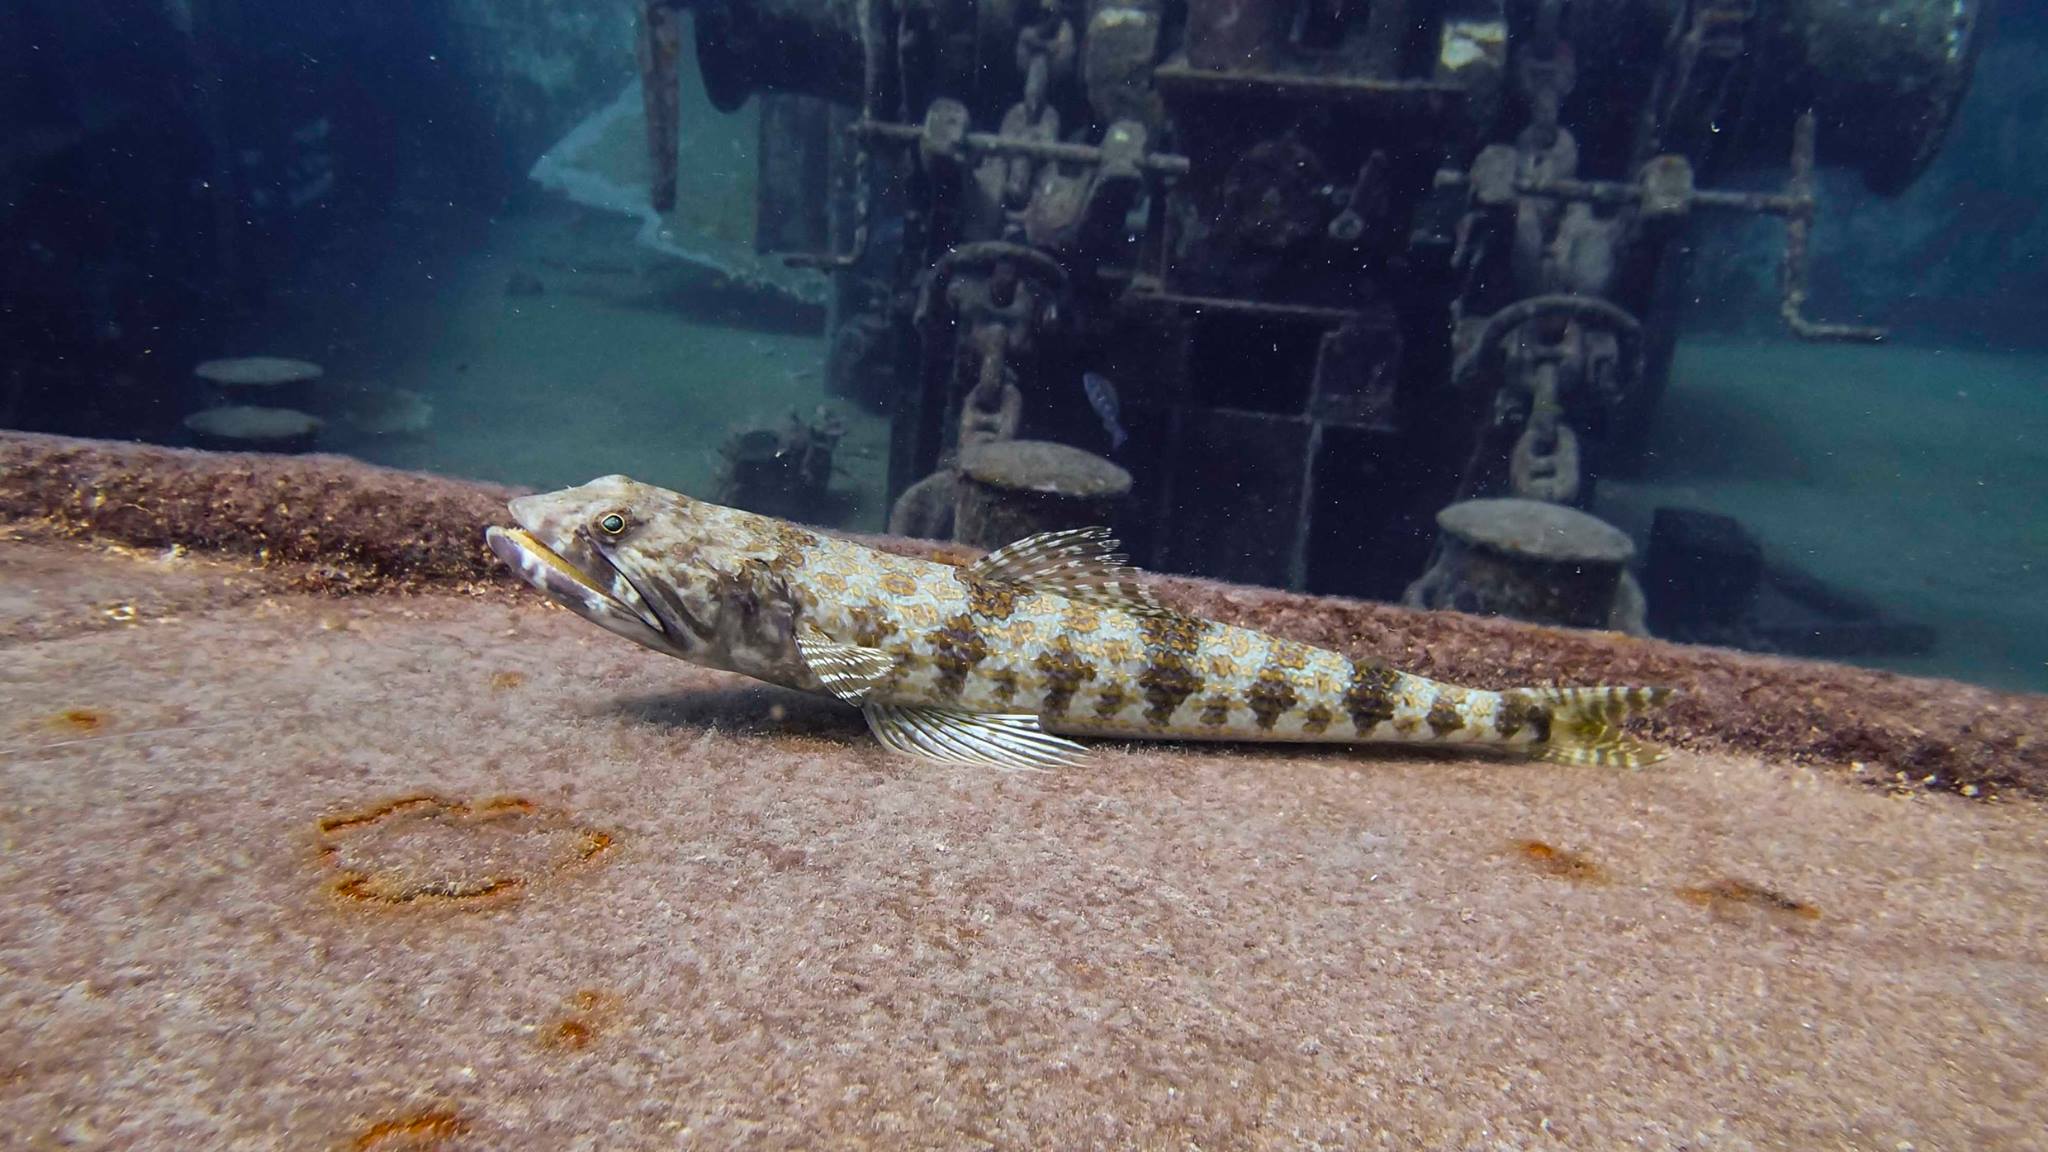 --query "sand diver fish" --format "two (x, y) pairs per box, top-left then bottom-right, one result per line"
(1081, 371), (1127, 451)
(487, 475), (1674, 771)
